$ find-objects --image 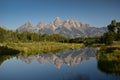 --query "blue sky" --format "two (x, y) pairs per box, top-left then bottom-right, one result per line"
(0, 0), (120, 29)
